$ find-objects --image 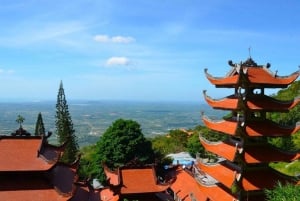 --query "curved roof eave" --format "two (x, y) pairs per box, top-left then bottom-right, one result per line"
(197, 161), (240, 189)
(202, 115), (239, 136)
(199, 137), (241, 162)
